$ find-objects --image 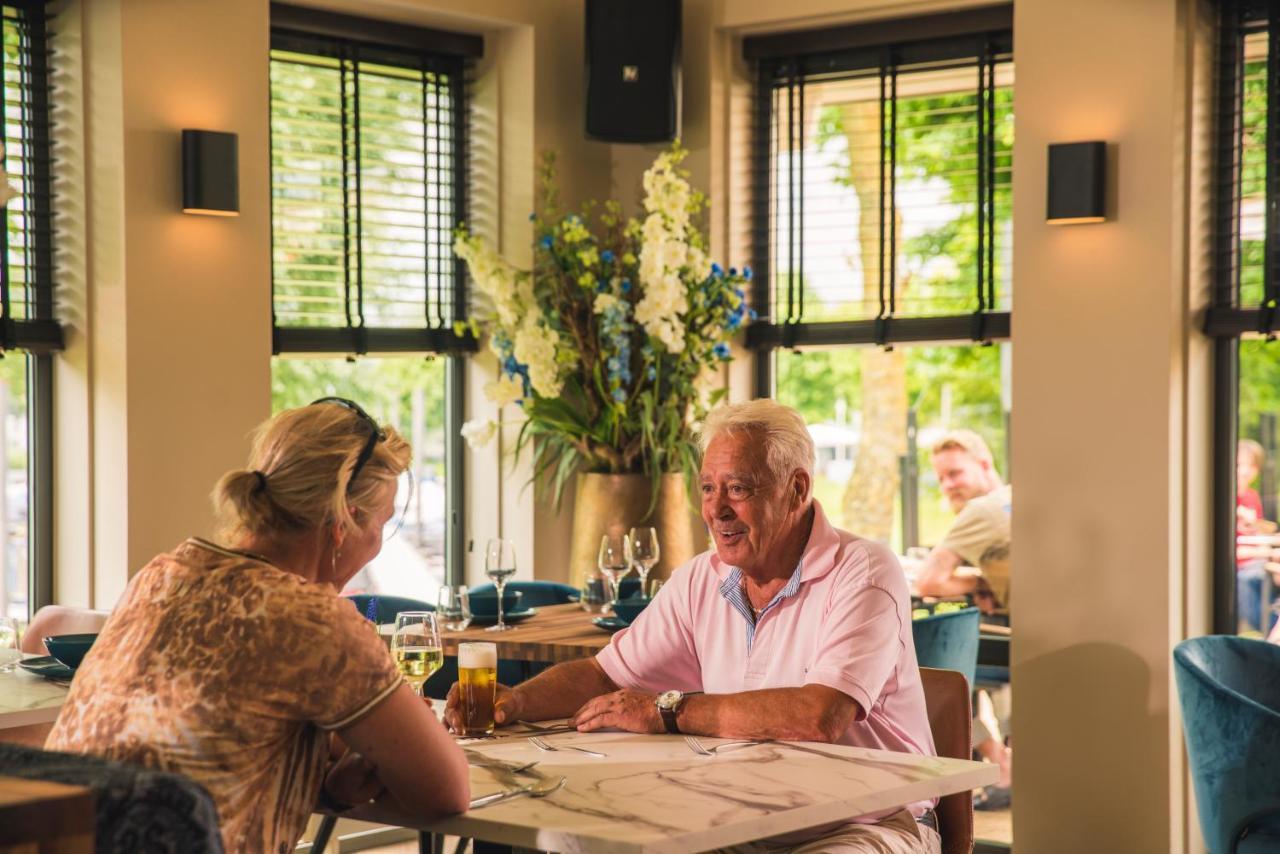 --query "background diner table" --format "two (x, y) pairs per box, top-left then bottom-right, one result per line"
(349, 705), (997, 853)
(0, 660), (69, 746)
